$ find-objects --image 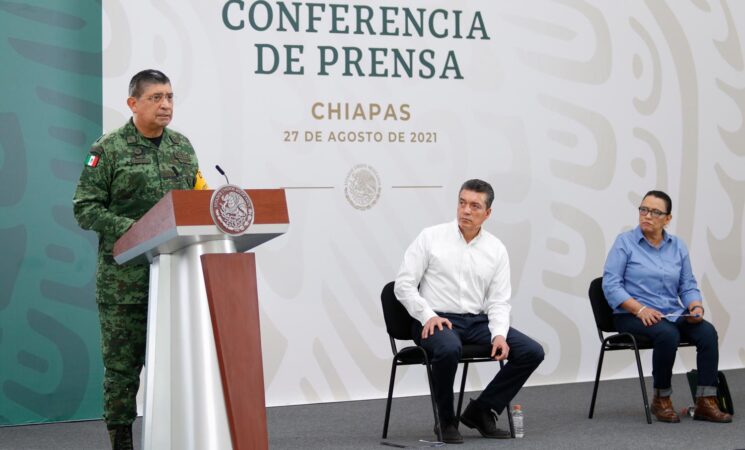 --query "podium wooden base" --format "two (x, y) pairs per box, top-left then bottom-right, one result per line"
(202, 253), (268, 450)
